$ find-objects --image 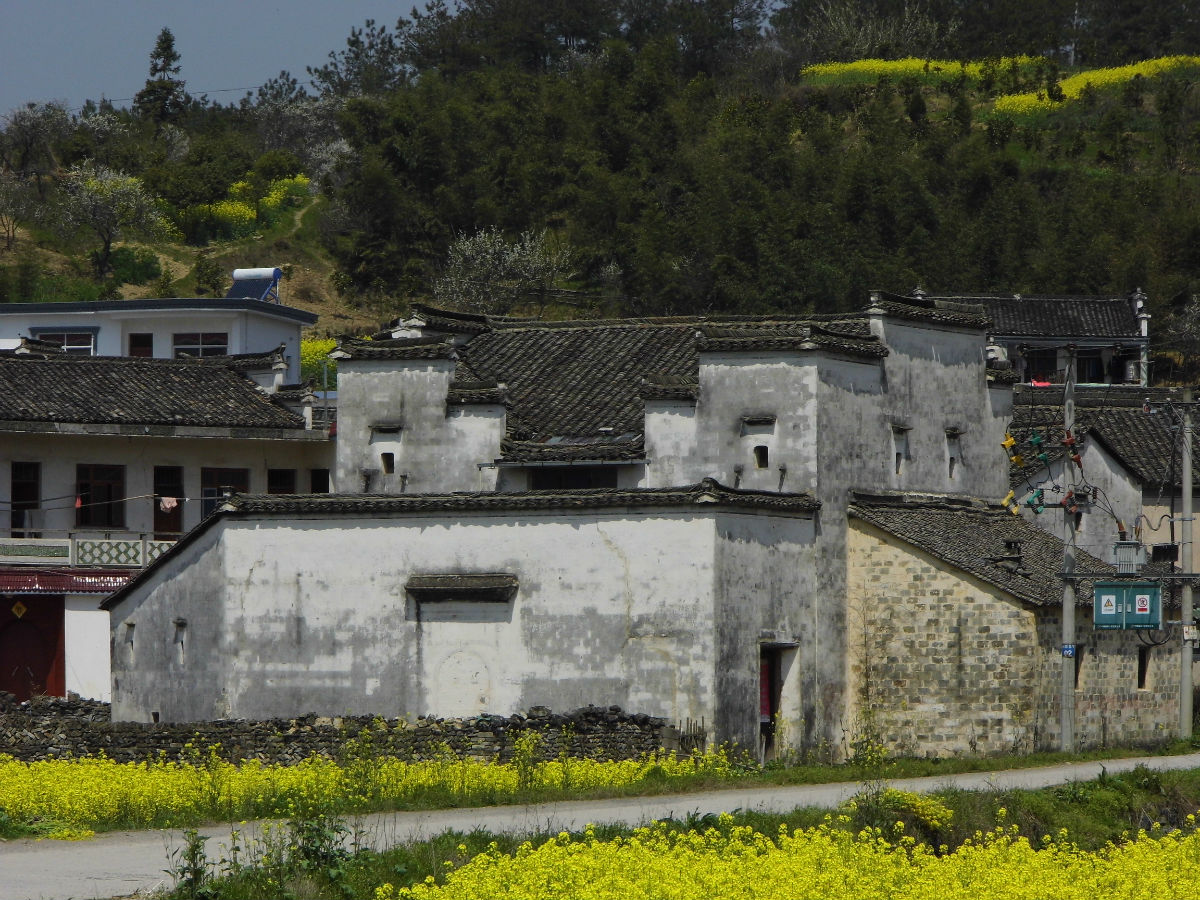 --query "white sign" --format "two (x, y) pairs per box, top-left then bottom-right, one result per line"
(1100, 594), (1117, 616)
(1136, 593), (1151, 614)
